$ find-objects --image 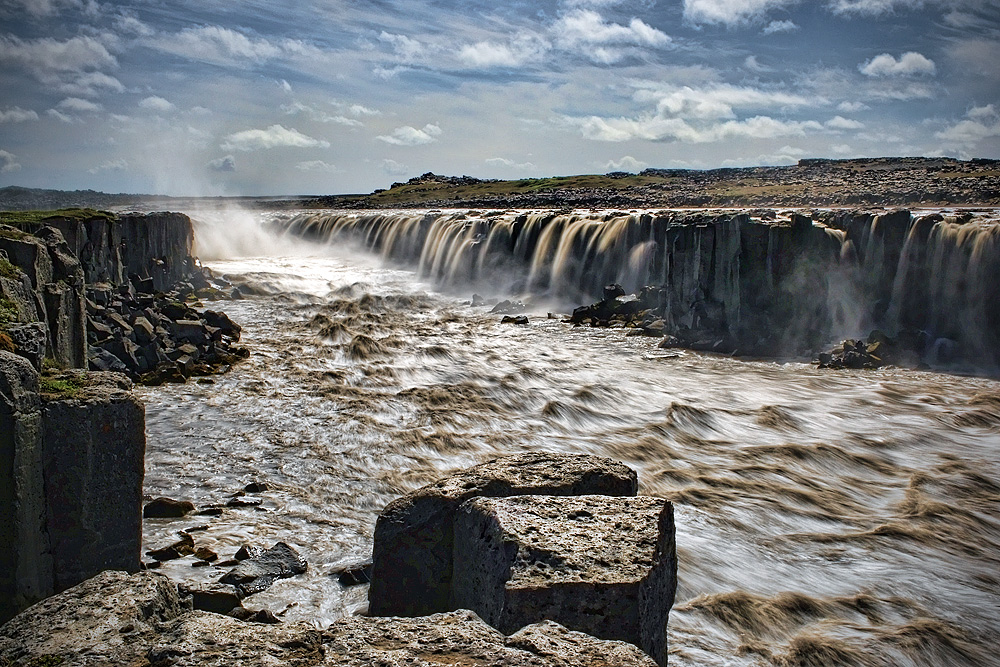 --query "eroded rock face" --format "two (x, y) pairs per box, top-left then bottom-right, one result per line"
(0, 570), (189, 666)
(452, 495), (676, 667)
(368, 452), (638, 617)
(0, 572), (656, 667)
